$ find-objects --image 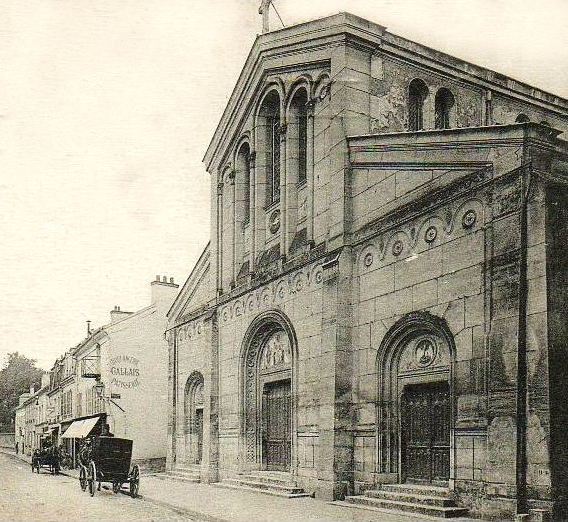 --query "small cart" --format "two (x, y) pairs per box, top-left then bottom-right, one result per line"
(31, 437), (59, 475)
(78, 436), (140, 498)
